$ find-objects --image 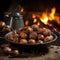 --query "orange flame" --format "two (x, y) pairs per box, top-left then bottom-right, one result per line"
(48, 7), (60, 24)
(49, 7), (56, 20)
(40, 12), (48, 24)
(25, 7), (60, 26)
(33, 18), (37, 23)
(37, 22), (40, 26)
(39, 7), (60, 25)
